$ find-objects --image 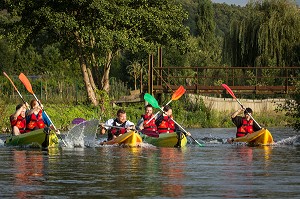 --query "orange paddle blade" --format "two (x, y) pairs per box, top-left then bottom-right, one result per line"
(19, 73), (34, 94)
(171, 85), (186, 100)
(3, 72), (18, 91)
(221, 84), (236, 99)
